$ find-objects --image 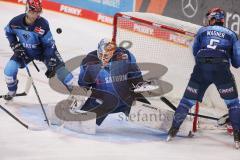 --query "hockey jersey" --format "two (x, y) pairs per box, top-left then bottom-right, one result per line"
(192, 25), (240, 68)
(5, 13), (56, 61)
(78, 47), (142, 106)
